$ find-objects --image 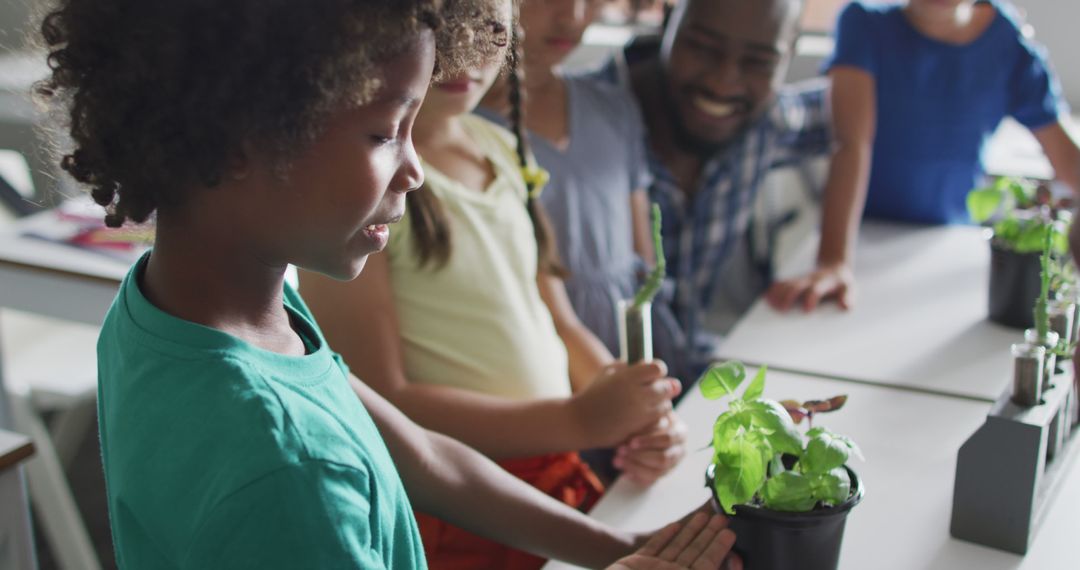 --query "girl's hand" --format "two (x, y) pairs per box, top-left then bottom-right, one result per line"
(570, 362), (680, 449)
(607, 512), (739, 570)
(614, 412), (688, 486)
